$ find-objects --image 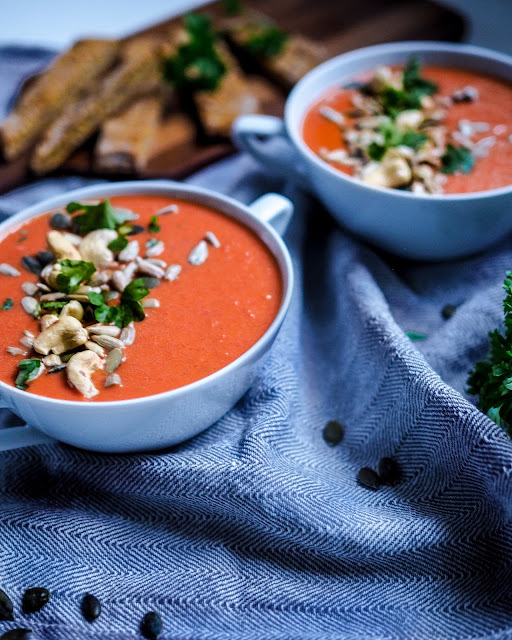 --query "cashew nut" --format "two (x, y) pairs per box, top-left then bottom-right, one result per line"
(395, 109), (424, 131)
(33, 315), (88, 355)
(41, 262), (61, 289)
(59, 300), (84, 321)
(67, 350), (102, 398)
(362, 152), (412, 189)
(47, 230), (82, 261)
(79, 229), (118, 267)
(371, 65), (403, 92)
(40, 314), (59, 331)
